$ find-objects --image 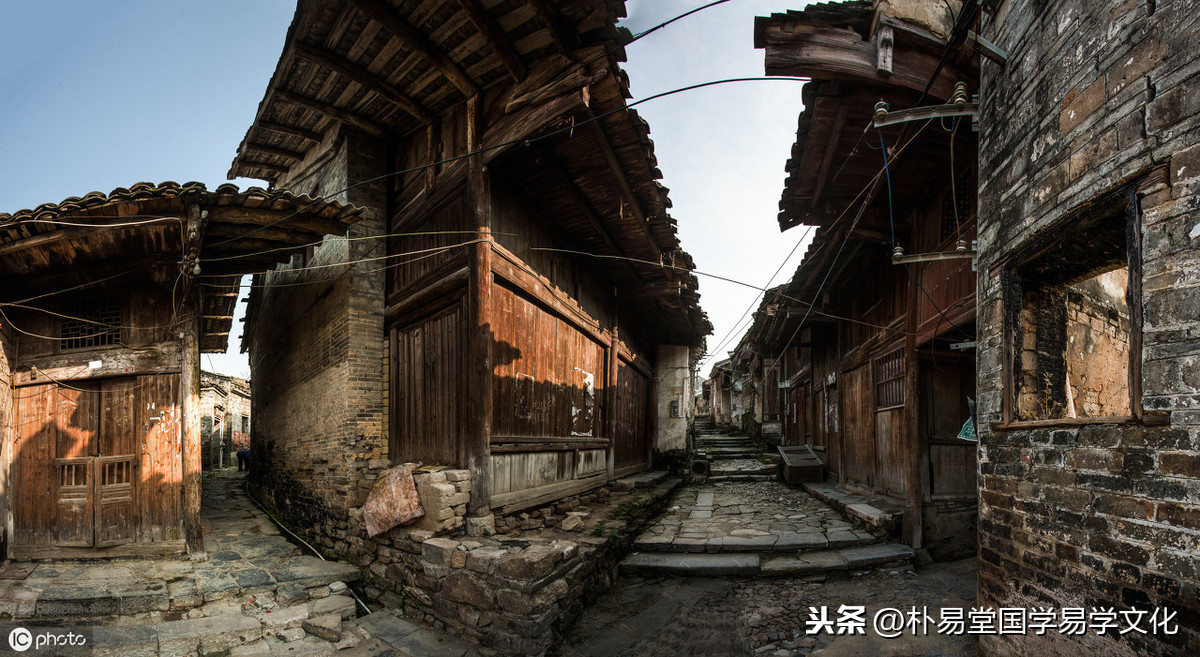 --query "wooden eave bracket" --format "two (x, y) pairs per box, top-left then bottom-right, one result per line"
(968, 30), (1008, 65)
